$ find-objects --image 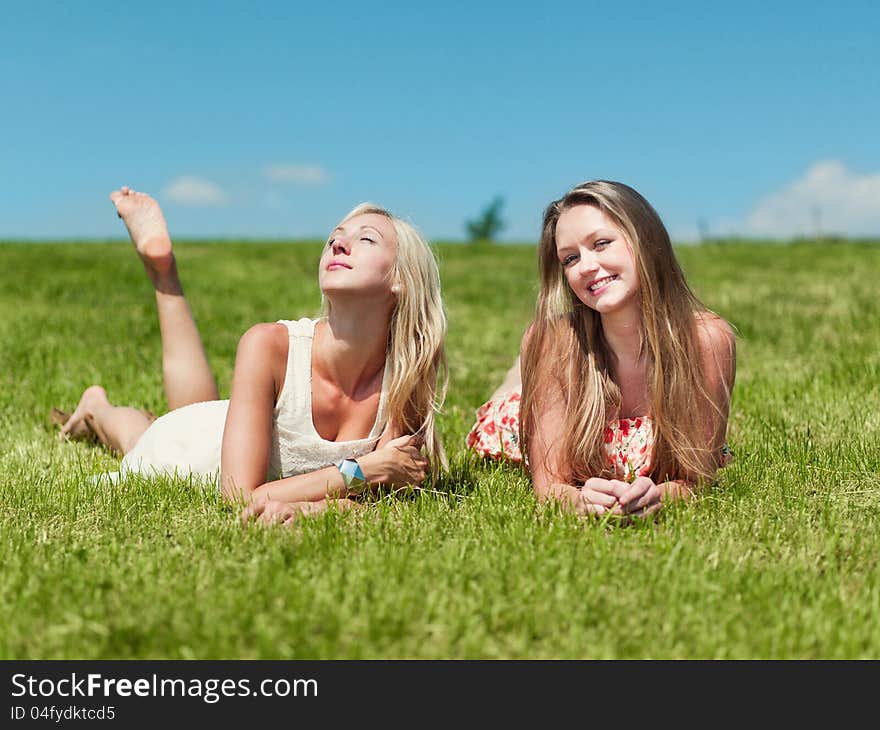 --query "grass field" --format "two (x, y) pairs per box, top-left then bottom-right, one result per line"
(1, 238), (879, 659)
